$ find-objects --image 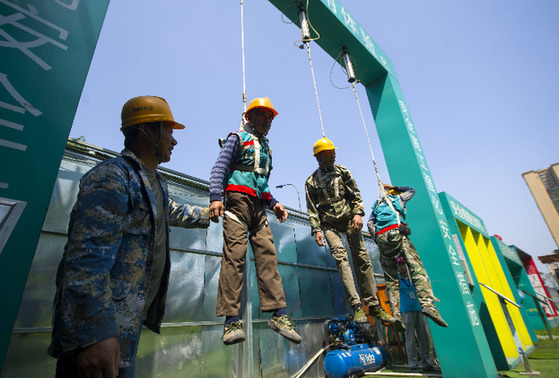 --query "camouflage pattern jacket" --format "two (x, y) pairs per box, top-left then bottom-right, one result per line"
(48, 149), (209, 367)
(305, 164), (365, 234)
